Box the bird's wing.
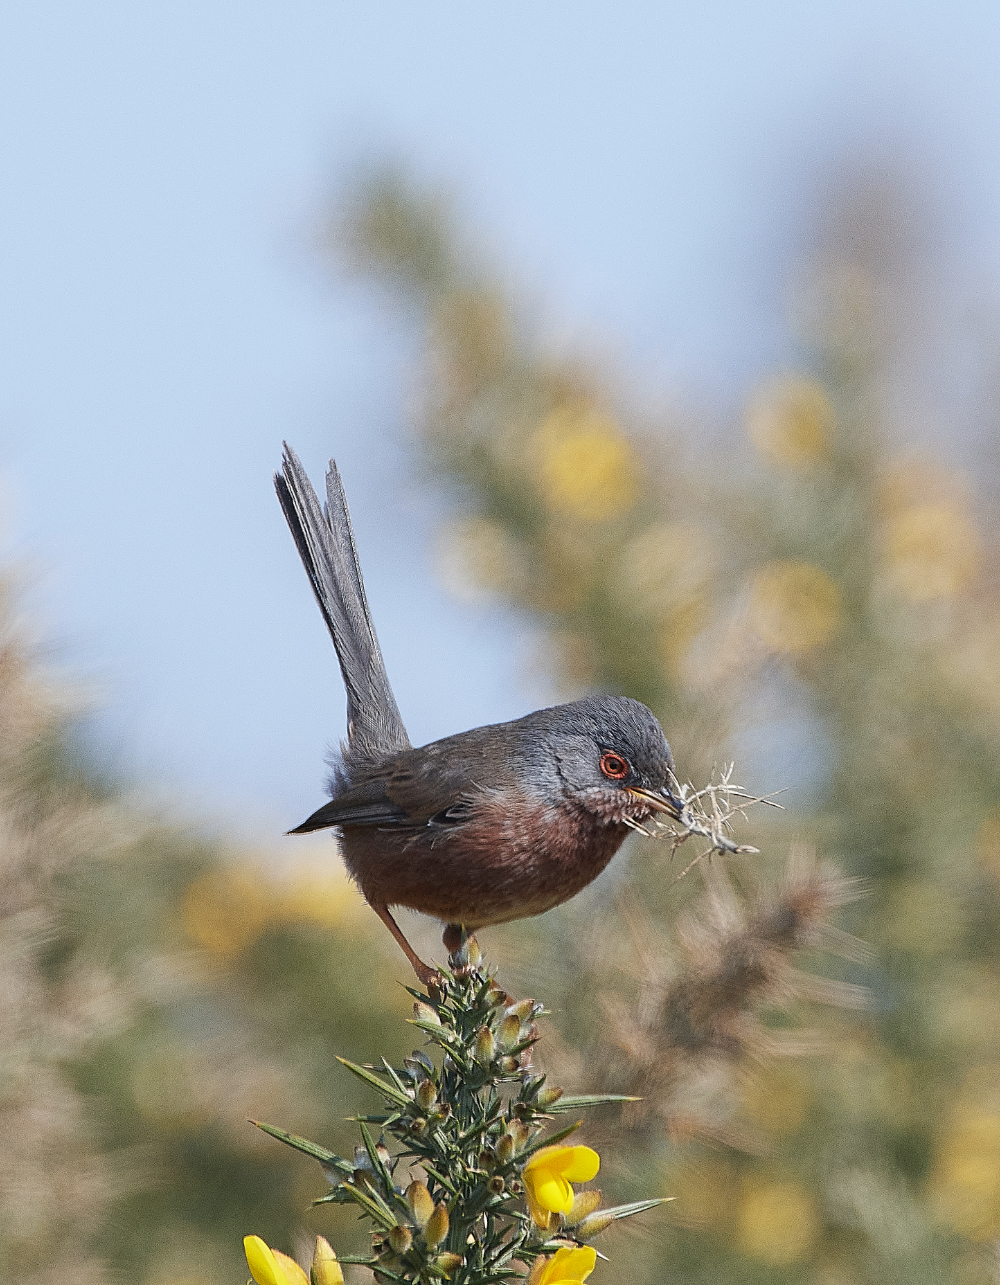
[275,445,411,763]
[288,793,414,834]
[289,755,486,835]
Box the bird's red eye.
[599,752,630,780]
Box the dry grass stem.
[648,764,785,879]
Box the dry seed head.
[659,849,868,1064]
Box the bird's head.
[526,695,682,825]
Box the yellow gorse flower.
[522,1144,600,1227]
[747,376,832,468]
[531,404,637,520]
[243,1235,310,1285]
[748,560,842,653]
[528,1244,598,1284]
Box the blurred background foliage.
[4,157,1000,1285]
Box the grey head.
[517,694,681,819]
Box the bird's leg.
[443,922,480,974]
[370,902,441,989]
[442,923,464,954]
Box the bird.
[275,444,682,985]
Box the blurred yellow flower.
[528,1245,597,1285]
[748,560,842,652]
[523,1144,601,1227]
[531,404,637,520]
[243,1235,309,1285]
[885,503,980,601]
[747,376,832,467]
[930,1105,1000,1239]
[736,1179,819,1264]
[183,860,361,956]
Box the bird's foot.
[414,960,445,998]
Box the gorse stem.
[249,936,666,1284]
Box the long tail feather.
[276,444,410,763]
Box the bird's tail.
[276,444,411,763]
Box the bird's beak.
[628,786,684,820]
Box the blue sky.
[1,2,999,837]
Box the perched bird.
[276,445,681,984]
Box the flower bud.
[507,1121,530,1152]
[487,982,509,1008]
[567,1190,602,1223]
[499,1055,520,1073]
[434,1252,464,1276]
[495,1133,515,1165]
[488,1175,506,1194]
[413,1001,441,1025]
[536,1085,564,1107]
[498,1014,522,1048]
[388,1225,413,1254]
[474,1026,496,1065]
[406,1180,434,1229]
[408,1116,427,1135]
[574,1210,616,1240]
[424,1201,450,1249]
[311,1235,345,1285]
[506,998,537,1021]
[416,1078,438,1111]
[450,932,481,969]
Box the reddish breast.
[339,788,629,928]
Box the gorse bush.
[4,158,1000,1285]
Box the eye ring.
[599,752,630,781]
